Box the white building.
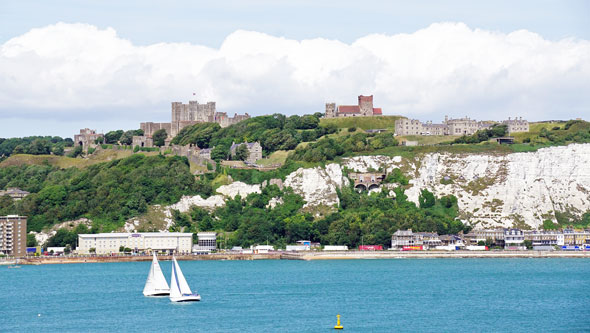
[196,232,217,251]
[77,232,193,255]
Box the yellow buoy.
[334,314,343,330]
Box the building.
[196,232,216,251]
[77,232,193,255]
[395,116,529,137]
[502,117,529,134]
[0,187,30,201]
[391,229,427,249]
[137,100,250,146]
[74,128,104,150]
[325,95,383,118]
[562,229,590,246]
[0,215,27,256]
[230,141,263,163]
[504,229,525,250]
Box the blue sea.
[1,259,589,332]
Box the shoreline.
[2,250,590,265]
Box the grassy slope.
[320,115,402,130]
[0,149,160,169]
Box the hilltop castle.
[137,100,250,145]
[325,95,383,118]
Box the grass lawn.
[320,115,402,130]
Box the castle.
[325,95,382,118]
[395,116,529,136]
[136,100,250,146]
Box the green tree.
[234,144,249,161]
[26,234,38,247]
[153,129,168,147]
[419,189,436,208]
[542,219,557,230]
[119,130,136,145]
[104,130,124,144]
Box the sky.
[1,0,589,138]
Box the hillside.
[320,115,402,130]
[2,116,590,250]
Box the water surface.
[1,259,588,332]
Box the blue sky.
[1,0,589,137]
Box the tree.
[104,130,124,144]
[542,219,557,230]
[234,144,249,161]
[119,130,135,145]
[95,137,104,144]
[419,189,436,209]
[52,144,65,156]
[153,129,168,147]
[27,234,38,247]
[89,247,96,253]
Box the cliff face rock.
[404,144,590,229]
[216,181,261,198]
[342,155,403,173]
[284,164,348,208]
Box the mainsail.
[170,256,193,297]
[143,253,170,296]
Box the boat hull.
[144,292,170,297]
[170,294,201,302]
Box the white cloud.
[1,21,589,126]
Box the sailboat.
[143,253,170,296]
[169,256,201,302]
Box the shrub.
[348,127,356,132]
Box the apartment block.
[0,215,27,256]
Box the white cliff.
[284,164,349,208]
[404,144,590,229]
[216,181,261,198]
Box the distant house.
[230,141,262,163]
[0,187,30,201]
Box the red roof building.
[325,95,383,118]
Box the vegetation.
[288,131,398,163]
[319,116,402,130]
[166,183,469,249]
[0,154,201,232]
[0,136,73,157]
[152,129,168,147]
[171,113,336,160]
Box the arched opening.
[368,184,380,191]
[78,141,83,146]
[355,184,367,192]
[141,142,144,147]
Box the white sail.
[169,256,200,302]
[173,257,192,295]
[143,253,170,296]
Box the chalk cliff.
[162,144,590,230]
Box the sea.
[1,258,589,332]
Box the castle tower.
[325,103,336,118]
[358,95,373,116]
[171,102,183,122]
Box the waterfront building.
[0,187,30,201]
[524,230,560,247]
[0,215,27,256]
[196,232,217,251]
[504,229,525,250]
[416,232,443,248]
[391,229,434,249]
[562,229,590,245]
[77,232,193,255]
